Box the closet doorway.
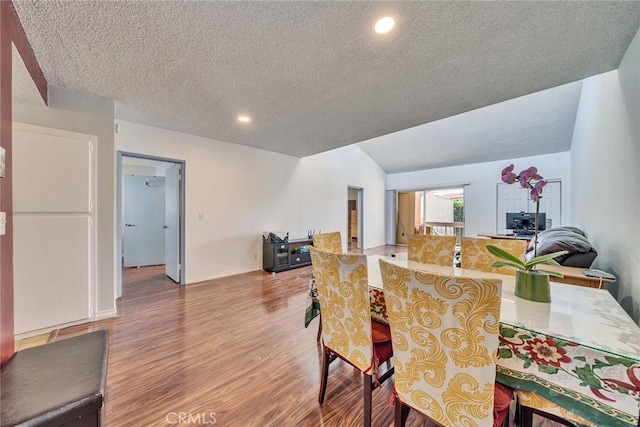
[347,187,363,251]
[116,153,186,298]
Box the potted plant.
[488,164,568,302]
[486,245,567,302]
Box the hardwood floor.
[53,245,556,427]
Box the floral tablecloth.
[497,324,640,427]
[304,273,320,327]
[304,273,640,426]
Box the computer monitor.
[506,211,546,233]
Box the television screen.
[506,212,546,233]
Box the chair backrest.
[309,247,373,373]
[460,237,527,275]
[407,234,456,266]
[380,259,502,427]
[312,231,343,254]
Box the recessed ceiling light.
[237,115,251,123]
[374,16,395,34]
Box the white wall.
[115,121,386,283]
[570,28,640,321]
[387,152,572,237]
[299,145,387,250]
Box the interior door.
[497,180,561,233]
[165,164,181,282]
[123,175,166,267]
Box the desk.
[543,264,615,289]
[306,256,640,426]
[478,232,533,241]
[395,250,614,289]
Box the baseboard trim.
[15,317,90,340]
[96,308,117,320]
[186,265,263,284]
[15,307,117,340]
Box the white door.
[123,175,166,267]
[165,164,181,282]
[535,181,561,230]
[12,124,96,334]
[497,184,531,233]
[496,180,562,233]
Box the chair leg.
[393,395,410,427]
[524,407,583,427]
[318,345,330,405]
[501,406,510,427]
[362,373,373,427]
[519,404,533,427]
[316,315,322,341]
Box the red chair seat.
[371,320,392,343]
[493,382,513,427]
[371,321,393,366]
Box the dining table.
[305,254,640,427]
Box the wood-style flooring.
[53,245,557,427]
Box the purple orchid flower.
[530,180,547,202]
[519,166,542,188]
[501,164,518,184]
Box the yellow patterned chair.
[309,247,394,427]
[407,234,456,266]
[310,231,343,340]
[517,390,595,427]
[312,231,343,254]
[379,259,513,427]
[457,238,591,426]
[460,237,527,275]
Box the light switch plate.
[0,212,5,235]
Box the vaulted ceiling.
[12,1,640,172]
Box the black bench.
[1,330,109,426]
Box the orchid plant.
[486,244,567,277]
[501,164,546,257]
[489,164,568,275]
[501,164,546,203]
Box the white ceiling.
[11,1,640,173]
[359,80,583,173]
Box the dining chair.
[379,259,513,427]
[460,237,527,275]
[516,390,595,427]
[407,234,456,266]
[309,247,394,427]
[312,231,343,254]
[310,231,343,340]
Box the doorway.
[116,152,186,298]
[347,187,363,251]
[396,187,465,245]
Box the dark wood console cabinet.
[263,238,312,273]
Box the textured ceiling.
[359,81,583,173]
[11,1,640,170]
[12,44,44,106]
